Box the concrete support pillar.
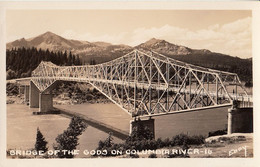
[29,81,40,108]
[39,93,53,112]
[24,85,29,104]
[227,108,234,135]
[228,100,237,135]
[130,118,155,139]
[18,85,21,96]
[228,100,253,134]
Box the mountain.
[9,38,30,48]
[135,38,251,82]
[7,32,215,64]
[7,32,133,64]
[7,31,97,53]
[135,38,212,55]
[136,38,192,55]
[6,32,252,82]
[6,31,242,64]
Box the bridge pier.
[29,81,56,113]
[39,93,53,112]
[228,101,253,135]
[130,118,155,139]
[29,81,40,108]
[24,85,29,104]
[38,81,58,113]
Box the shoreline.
[6,95,113,105]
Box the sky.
[6,10,251,58]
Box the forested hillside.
[136,38,252,85]
[6,47,81,79]
[163,53,252,84]
[6,46,252,87]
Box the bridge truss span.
[31,50,251,117]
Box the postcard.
[0,1,259,167]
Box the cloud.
[221,17,251,34]
[129,24,188,46]
[62,30,127,44]
[61,17,251,59]
[129,17,252,58]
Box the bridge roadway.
[8,76,253,103]
[9,76,252,103]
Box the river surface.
[55,103,229,138]
[7,104,124,158]
[7,103,231,158]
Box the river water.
[7,102,231,158]
[55,103,229,138]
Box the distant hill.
[135,38,212,55]
[136,38,193,55]
[135,38,252,82]
[6,31,252,82]
[7,31,133,64]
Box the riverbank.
[116,133,253,158]
[6,95,25,104]
[6,93,112,105]
[6,82,112,105]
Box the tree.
[6,83,19,96]
[72,55,76,65]
[68,51,73,65]
[104,132,113,148]
[6,47,82,80]
[148,153,157,158]
[75,55,81,65]
[245,79,253,87]
[67,116,87,136]
[55,130,79,158]
[126,119,154,142]
[55,116,87,158]
[90,59,96,65]
[95,132,115,157]
[6,69,16,79]
[124,119,154,151]
[35,127,48,153]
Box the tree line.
[6,47,81,79]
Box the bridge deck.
[9,76,253,103]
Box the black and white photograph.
[1,1,260,167]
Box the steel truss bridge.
[11,50,252,118]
